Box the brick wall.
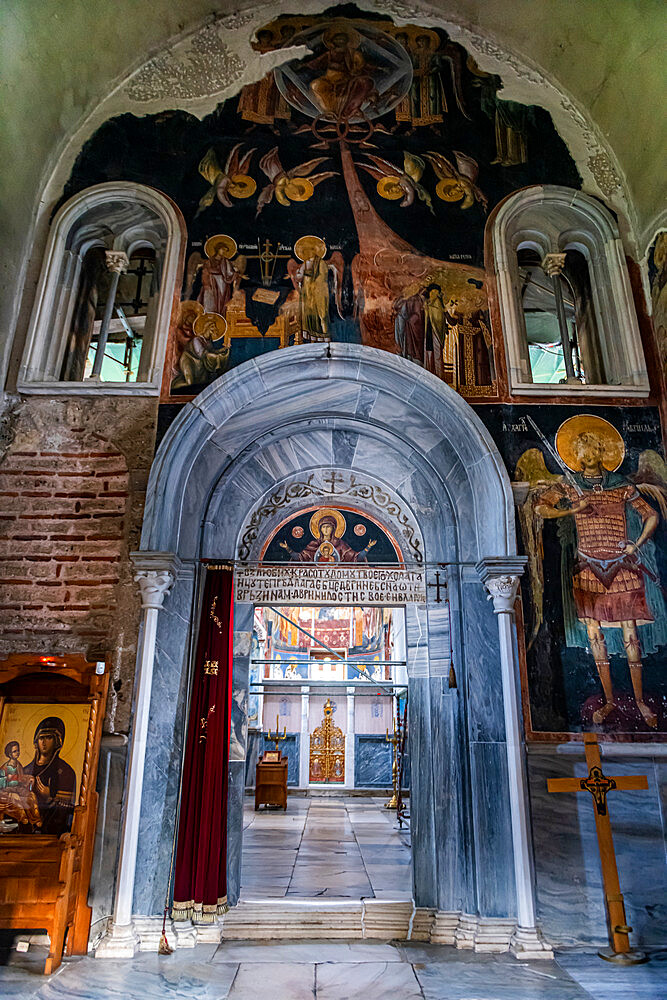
[0,396,158,731]
[0,435,128,649]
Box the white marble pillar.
[96,551,180,958]
[476,558,553,960]
[345,686,355,788]
[299,685,310,788]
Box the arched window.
[18,182,185,394]
[491,185,649,396]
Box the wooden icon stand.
[255,714,288,811]
[0,653,108,973]
[547,734,649,965]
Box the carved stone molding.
[126,22,244,103]
[236,468,423,564]
[130,552,182,609]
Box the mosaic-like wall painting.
[476,406,667,738]
[261,506,401,564]
[648,231,667,385]
[62,7,580,402]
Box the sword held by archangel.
[525,414,584,496]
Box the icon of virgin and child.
[279,508,376,563]
[0,716,77,835]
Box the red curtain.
[172,565,233,922]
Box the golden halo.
[653,232,667,269]
[377,177,404,201]
[322,22,361,50]
[309,507,347,540]
[178,300,204,326]
[285,177,314,202]
[228,174,257,199]
[193,311,228,340]
[204,234,237,259]
[555,414,625,473]
[294,235,327,262]
[436,178,465,202]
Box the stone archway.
[98,345,550,958]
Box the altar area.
[246,604,408,792]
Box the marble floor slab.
[241,795,412,900]
[2,941,665,999]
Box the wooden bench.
[0,832,86,974]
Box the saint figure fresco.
[280,508,377,563]
[517,415,667,731]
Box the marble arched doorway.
[99,344,550,958]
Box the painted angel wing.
[255,183,275,217]
[183,252,205,301]
[633,449,667,519]
[403,152,425,183]
[287,156,331,178]
[286,257,301,291]
[362,153,400,178]
[308,170,340,188]
[357,162,389,182]
[514,448,562,648]
[198,148,221,184]
[424,151,457,180]
[259,146,284,180]
[225,142,256,177]
[453,150,479,183]
[414,181,435,215]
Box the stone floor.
[1,941,665,999]
[241,795,412,899]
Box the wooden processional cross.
[547,734,649,963]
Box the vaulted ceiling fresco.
[61,8,580,402]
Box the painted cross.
[547,734,649,962]
[322,470,346,494]
[427,570,447,603]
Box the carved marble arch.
[18,182,186,395]
[231,470,421,566]
[490,184,649,397]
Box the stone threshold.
[107,903,552,960]
[244,787,410,798]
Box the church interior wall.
[0,2,665,957]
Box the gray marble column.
[96,551,180,958]
[476,557,553,959]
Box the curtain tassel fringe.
[158,907,174,955]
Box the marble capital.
[475,557,526,613]
[130,551,182,609]
[484,575,521,614]
[541,251,567,277]
[105,250,129,274]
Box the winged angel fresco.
[424,150,488,210]
[357,152,434,213]
[195,145,257,215]
[256,147,339,216]
[516,414,667,729]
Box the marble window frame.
[17,181,185,396]
[491,184,649,397]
